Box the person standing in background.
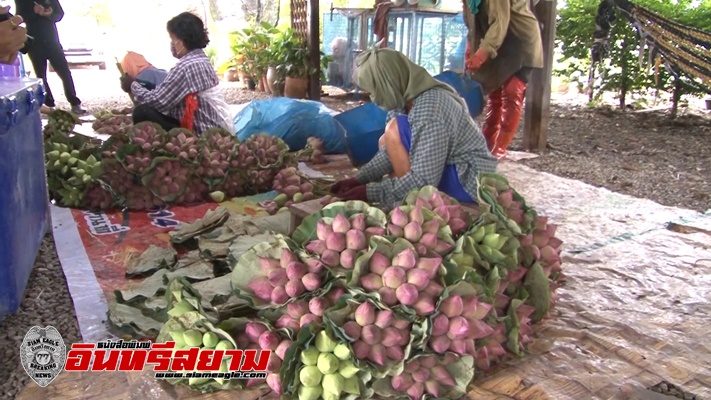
[15,0,86,114]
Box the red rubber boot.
[493,76,527,159]
[482,87,503,152]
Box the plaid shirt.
[131,50,221,134]
[356,88,497,209]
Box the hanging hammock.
[591,0,711,94]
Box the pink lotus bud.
[487,340,507,357]
[299,313,320,327]
[258,331,280,351]
[433,206,451,223]
[409,206,424,225]
[533,231,548,248]
[321,249,340,267]
[326,232,346,252]
[497,190,513,208]
[390,207,409,228]
[308,297,330,317]
[469,319,495,339]
[419,232,438,251]
[346,229,367,251]
[326,287,345,304]
[395,248,417,270]
[268,268,288,287]
[305,258,325,274]
[271,285,289,304]
[342,321,362,340]
[416,256,442,279]
[534,215,548,230]
[422,219,441,234]
[397,328,410,346]
[448,337,467,354]
[286,262,307,280]
[449,218,468,234]
[374,310,393,329]
[465,338,476,355]
[305,240,327,254]
[340,249,357,270]
[424,280,444,297]
[476,349,492,371]
[434,239,453,254]
[287,301,309,319]
[462,297,493,320]
[404,359,420,373]
[275,339,292,360]
[431,314,449,336]
[383,266,406,289]
[395,284,419,306]
[447,205,461,219]
[387,223,404,238]
[391,373,413,391]
[549,236,563,252]
[361,325,382,345]
[301,272,321,291]
[392,317,409,330]
[378,287,398,306]
[407,382,424,399]
[267,373,282,394]
[275,315,300,330]
[352,340,370,359]
[247,277,273,301]
[285,280,305,297]
[267,353,282,372]
[332,214,351,233]
[412,368,430,382]
[429,335,450,353]
[280,249,297,269]
[259,257,281,272]
[519,234,533,247]
[369,252,390,275]
[245,322,268,342]
[406,268,430,290]
[419,356,437,369]
[317,221,333,241]
[440,295,464,318]
[246,378,260,388]
[349,214,367,231]
[432,365,456,387]
[355,302,376,326]
[360,273,383,291]
[364,226,386,239]
[413,295,436,316]
[540,245,560,263]
[381,327,402,347]
[442,352,458,364]
[404,221,423,242]
[415,243,428,255]
[425,380,440,397]
[368,344,386,366]
[527,244,541,260]
[386,345,404,361]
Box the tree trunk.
[670,77,682,119]
[274,0,281,26]
[619,39,628,110]
[256,0,262,21]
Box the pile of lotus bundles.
[44,109,81,138]
[92,113,133,136]
[261,167,318,215]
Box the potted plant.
[266,28,299,96]
[231,22,278,92]
[276,32,316,99]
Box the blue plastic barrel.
[0,78,48,320]
[334,102,387,167]
[433,70,485,119]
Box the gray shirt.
[356,87,497,209]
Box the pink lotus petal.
[468,319,495,340]
[507,267,529,283]
[519,234,533,247]
[534,216,548,230]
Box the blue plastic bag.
[233,98,347,154]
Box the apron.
[395,115,474,203]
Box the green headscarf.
[468,0,482,15]
[354,47,460,111]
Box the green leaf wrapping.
[371,353,474,399]
[323,294,426,378]
[140,156,193,202]
[280,324,375,399]
[522,262,550,323]
[477,173,537,235]
[291,201,388,247]
[164,277,213,321]
[230,236,333,309]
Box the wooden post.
[307,0,321,100]
[522,0,557,153]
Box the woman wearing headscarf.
[330,48,497,209]
[465,0,543,159]
[120,51,168,89]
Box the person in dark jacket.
[15,0,85,114]
[465,0,543,159]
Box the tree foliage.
[555,0,711,109]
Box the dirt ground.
[0,69,709,399]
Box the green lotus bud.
[317,353,339,375]
[183,329,203,347]
[314,330,337,353]
[496,235,508,251]
[322,373,344,395]
[70,150,80,157]
[167,299,195,317]
[169,330,186,348]
[343,375,360,395]
[471,226,485,242]
[482,233,501,249]
[209,191,226,202]
[215,340,234,351]
[484,223,497,234]
[215,360,229,385]
[299,365,323,387]
[59,152,71,162]
[338,359,359,379]
[322,391,339,400]
[202,332,219,348]
[188,371,211,386]
[298,385,322,400]
[48,150,60,160]
[333,343,351,361]
[300,347,320,366]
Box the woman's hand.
[41,7,53,17]
[340,185,367,202]
[330,178,360,195]
[465,48,489,72]
[33,3,45,14]
[0,14,27,65]
[120,74,135,93]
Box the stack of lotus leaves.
[154,176,565,399]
